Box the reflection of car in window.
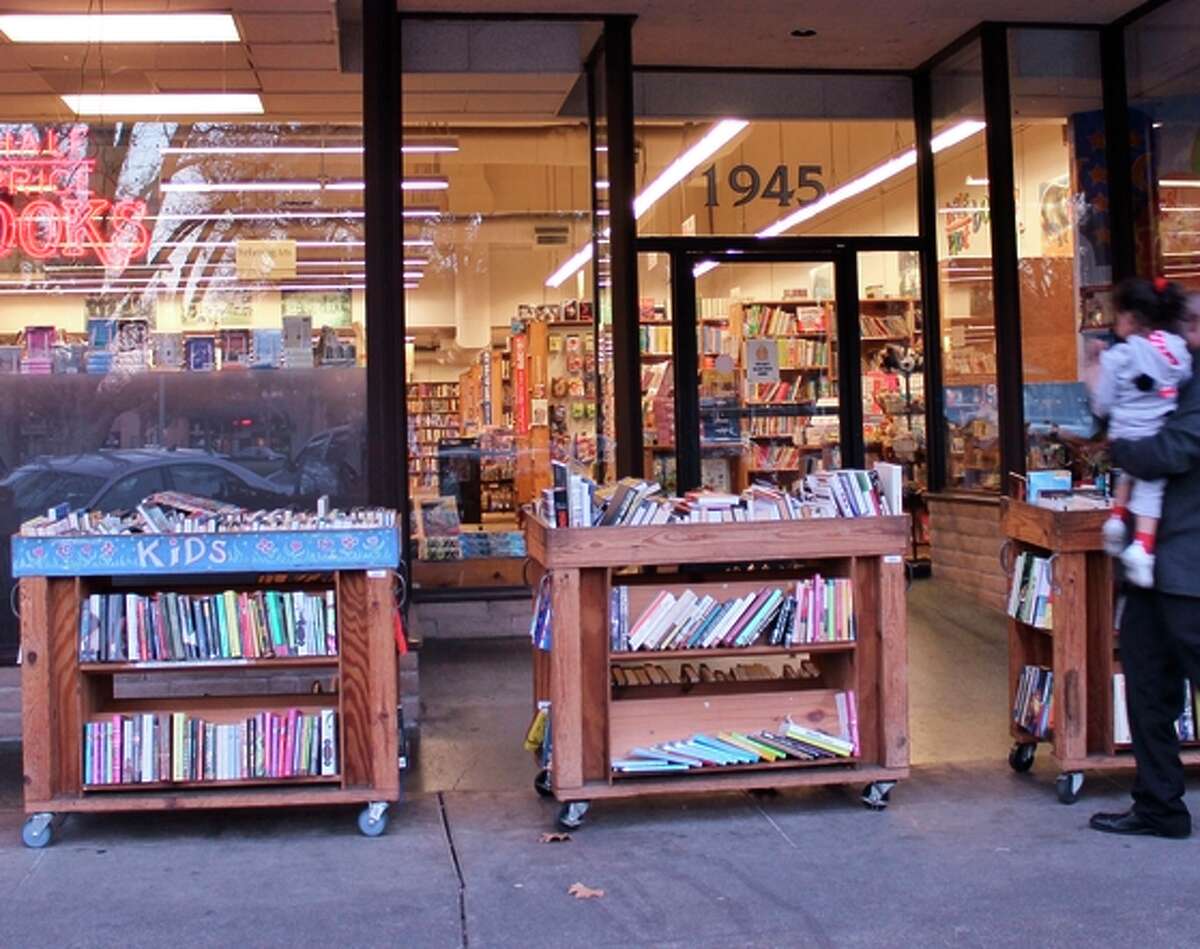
[0,448,298,661]
[268,425,364,504]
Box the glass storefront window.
[0,116,367,661]
[401,19,599,575]
[1008,29,1108,483]
[1126,0,1200,291]
[633,73,917,238]
[931,41,998,491]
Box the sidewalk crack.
[437,792,469,949]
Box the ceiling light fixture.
[403,138,460,154]
[160,181,322,194]
[160,145,362,156]
[1160,179,1200,188]
[403,207,441,219]
[966,175,990,186]
[62,93,264,116]
[546,119,749,288]
[403,271,424,280]
[0,13,240,44]
[404,282,420,290]
[757,120,985,238]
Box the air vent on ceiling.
[534,225,569,246]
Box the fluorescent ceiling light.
[63,93,263,116]
[596,180,611,190]
[403,271,425,280]
[403,207,440,219]
[0,13,240,44]
[405,239,434,247]
[966,175,989,186]
[153,211,364,222]
[161,145,362,156]
[404,258,429,266]
[1160,179,1200,188]
[161,181,321,193]
[634,119,748,219]
[404,283,420,290]
[545,244,594,290]
[325,182,365,192]
[757,120,985,238]
[402,178,448,191]
[545,119,748,287]
[693,260,720,278]
[403,138,459,154]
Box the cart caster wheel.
[534,768,553,798]
[1009,742,1036,773]
[22,813,53,849]
[357,802,390,837]
[861,781,896,810]
[1055,772,1084,805]
[557,801,590,830]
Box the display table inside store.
[525,514,910,828]
[1001,498,1200,804]
[15,528,401,847]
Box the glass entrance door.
[691,258,842,493]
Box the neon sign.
[0,124,150,268]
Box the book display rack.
[15,528,401,847]
[526,513,909,829]
[1001,499,1200,803]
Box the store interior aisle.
[409,576,1013,794]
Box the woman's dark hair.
[1115,277,1187,331]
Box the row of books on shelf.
[860,314,911,338]
[699,297,731,320]
[762,338,830,368]
[611,699,858,773]
[741,305,826,337]
[609,577,856,653]
[611,658,821,687]
[749,378,830,404]
[1006,552,1053,630]
[418,531,527,561]
[78,590,337,663]
[700,325,737,356]
[640,325,673,356]
[1112,673,1200,745]
[407,399,459,414]
[539,464,902,529]
[1013,665,1053,739]
[409,413,460,428]
[83,709,338,786]
[21,491,396,537]
[751,444,810,471]
[748,417,806,438]
[407,383,459,398]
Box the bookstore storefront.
[3,4,1200,663]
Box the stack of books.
[79,590,337,663]
[1013,665,1053,738]
[1112,673,1198,745]
[19,491,397,537]
[83,708,338,785]
[611,658,820,687]
[612,698,858,774]
[1006,552,1053,630]
[609,576,855,652]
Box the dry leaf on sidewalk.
[568,882,605,899]
[539,831,572,843]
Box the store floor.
[2,579,1199,947]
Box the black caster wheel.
[557,801,590,830]
[21,813,53,849]
[1055,772,1084,805]
[1009,742,1036,773]
[534,768,553,798]
[358,802,390,837]
[861,781,896,810]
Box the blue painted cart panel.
[11,529,400,577]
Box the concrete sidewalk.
[1,738,1196,949]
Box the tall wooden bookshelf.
[1001,499,1200,803]
[15,528,401,846]
[526,515,909,828]
[407,382,460,492]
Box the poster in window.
[281,289,351,328]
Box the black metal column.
[834,248,865,469]
[1102,23,1136,284]
[603,16,643,478]
[913,69,946,493]
[670,252,701,491]
[981,24,1025,493]
[363,0,409,566]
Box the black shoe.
[1089,810,1191,839]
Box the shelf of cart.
[79,656,339,674]
[611,755,861,780]
[610,642,855,661]
[82,774,342,793]
[103,695,337,717]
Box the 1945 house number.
[702,163,826,207]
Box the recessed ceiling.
[398,0,1145,70]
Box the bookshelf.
[526,515,909,828]
[16,529,401,846]
[407,382,461,491]
[1000,499,1200,804]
